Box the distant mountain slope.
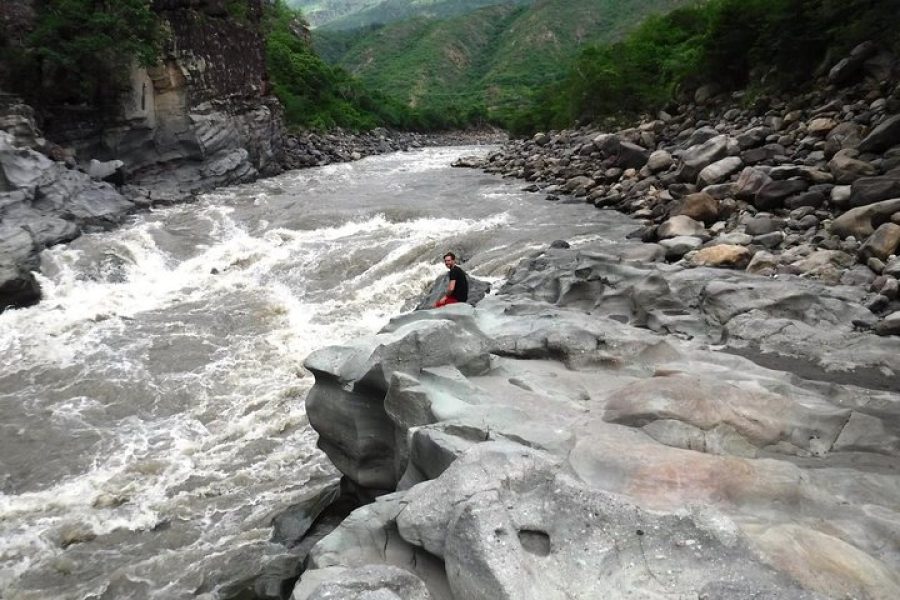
[318,0,691,122]
[288,0,532,29]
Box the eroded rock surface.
[296,239,900,600]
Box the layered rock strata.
[294,237,900,599]
[457,41,900,335]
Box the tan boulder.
[688,244,751,268]
[831,198,900,239]
[676,192,719,225]
[859,222,900,262]
[807,117,838,135]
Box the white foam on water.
[0,147,550,599]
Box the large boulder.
[676,192,720,225]
[414,271,491,310]
[0,131,52,190]
[395,443,820,600]
[849,174,900,208]
[755,178,809,210]
[0,222,40,310]
[303,313,491,490]
[828,149,876,184]
[688,244,752,269]
[858,114,900,154]
[658,215,706,239]
[734,166,773,200]
[698,156,743,187]
[831,198,900,239]
[828,41,878,85]
[859,223,900,262]
[677,135,731,182]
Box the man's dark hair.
[443,252,456,260]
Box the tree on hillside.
[14,0,161,107]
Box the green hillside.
[316,0,691,125]
[290,0,533,30]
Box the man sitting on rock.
[435,252,469,308]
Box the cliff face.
[1,0,284,197]
[46,0,284,197]
[0,0,286,310]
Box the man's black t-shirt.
[448,265,469,302]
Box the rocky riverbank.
[278,41,900,600]
[456,41,900,337]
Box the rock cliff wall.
[0,0,286,310]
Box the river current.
[0,147,637,599]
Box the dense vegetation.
[265,0,475,130]
[316,0,689,129]
[512,0,900,134]
[289,0,531,30]
[2,0,160,107]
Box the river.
[0,147,637,599]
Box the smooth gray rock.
[678,135,730,182]
[301,493,451,600]
[660,236,703,260]
[698,156,743,187]
[0,131,52,190]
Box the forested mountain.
[315,0,689,125]
[287,0,531,29]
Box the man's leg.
[435,297,460,308]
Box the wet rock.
[414,272,491,311]
[297,565,433,600]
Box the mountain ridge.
[315,0,690,124]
